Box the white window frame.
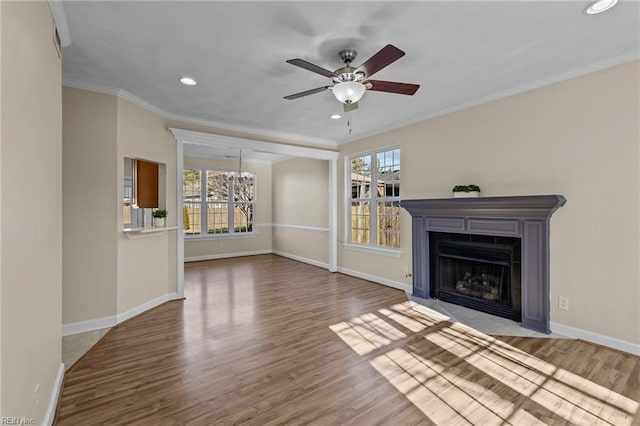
[344,146,401,256]
[183,168,257,239]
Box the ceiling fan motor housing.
[335,49,366,84]
[338,48,358,65]
[332,67,365,84]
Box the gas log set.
[455,272,502,301]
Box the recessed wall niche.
[124,157,166,229]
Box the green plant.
[452,184,481,193]
[152,208,168,218]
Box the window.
[183,169,255,237]
[348,147,400,249]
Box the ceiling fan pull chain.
[347,111,353,134]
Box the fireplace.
[430,232,521,321]
[401,195,566,333]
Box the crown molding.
[62,77,119,96]
[116,86,169,118]
[48,0,71,47]
[337,52,640,145]
[61,76,337,148]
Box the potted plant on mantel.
[452,184,481,198]
[152,209,168,228]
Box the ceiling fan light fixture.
[585,0,618,14]
[332,81,366,104]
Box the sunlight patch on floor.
[379,301,447,332]
[370,347,544,425]
[329,302,639,425]
[329,311,408,356]
[426,323,639,425]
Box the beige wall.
[339,61,640,345]
[63,88,118,323]
[272,227,329,265]
[116,98,178,313]
[1,1,62,421]
[272,158,329,264]
[183,156,272,259]
[62,89,178,323]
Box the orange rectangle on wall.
[135,159,158,208]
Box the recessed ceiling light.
[585,0,618,14]
[330,114,342,120]
[179,76,197,86]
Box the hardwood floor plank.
[56,255,640,425]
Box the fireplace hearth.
[401,195,566,333]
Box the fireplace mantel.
[400,195,566,333]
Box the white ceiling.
[183,142,291,163]
[61,1,639,148]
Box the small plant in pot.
[452,185,481,198]
[152,208,168,228]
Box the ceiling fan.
[284,44,420,112]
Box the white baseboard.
[62,293,181,336]
[116,292,180,324]
[272,250,329,269]
[185,249,272,262]
[62,315,117,337]
[337,267,412,293]
[551,321,640,356]
[44,362,65,426]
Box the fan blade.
[355,44,405,78]
[286,59,337,78]
[284,86,331,100]
[343,102,358,112]
[366,80,420,95]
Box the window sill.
[185,232,257,241]
[342,243,401,258]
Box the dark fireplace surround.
[401,195,566,334]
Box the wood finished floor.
[56,255,640,425]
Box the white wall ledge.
[123,226,178,239]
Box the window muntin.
[348,148,400,249]
[183,169,255,237]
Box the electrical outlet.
[403,267,412,279]
[558,296,569,310]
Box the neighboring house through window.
[348,147,400,249]
[183,169,255,237]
